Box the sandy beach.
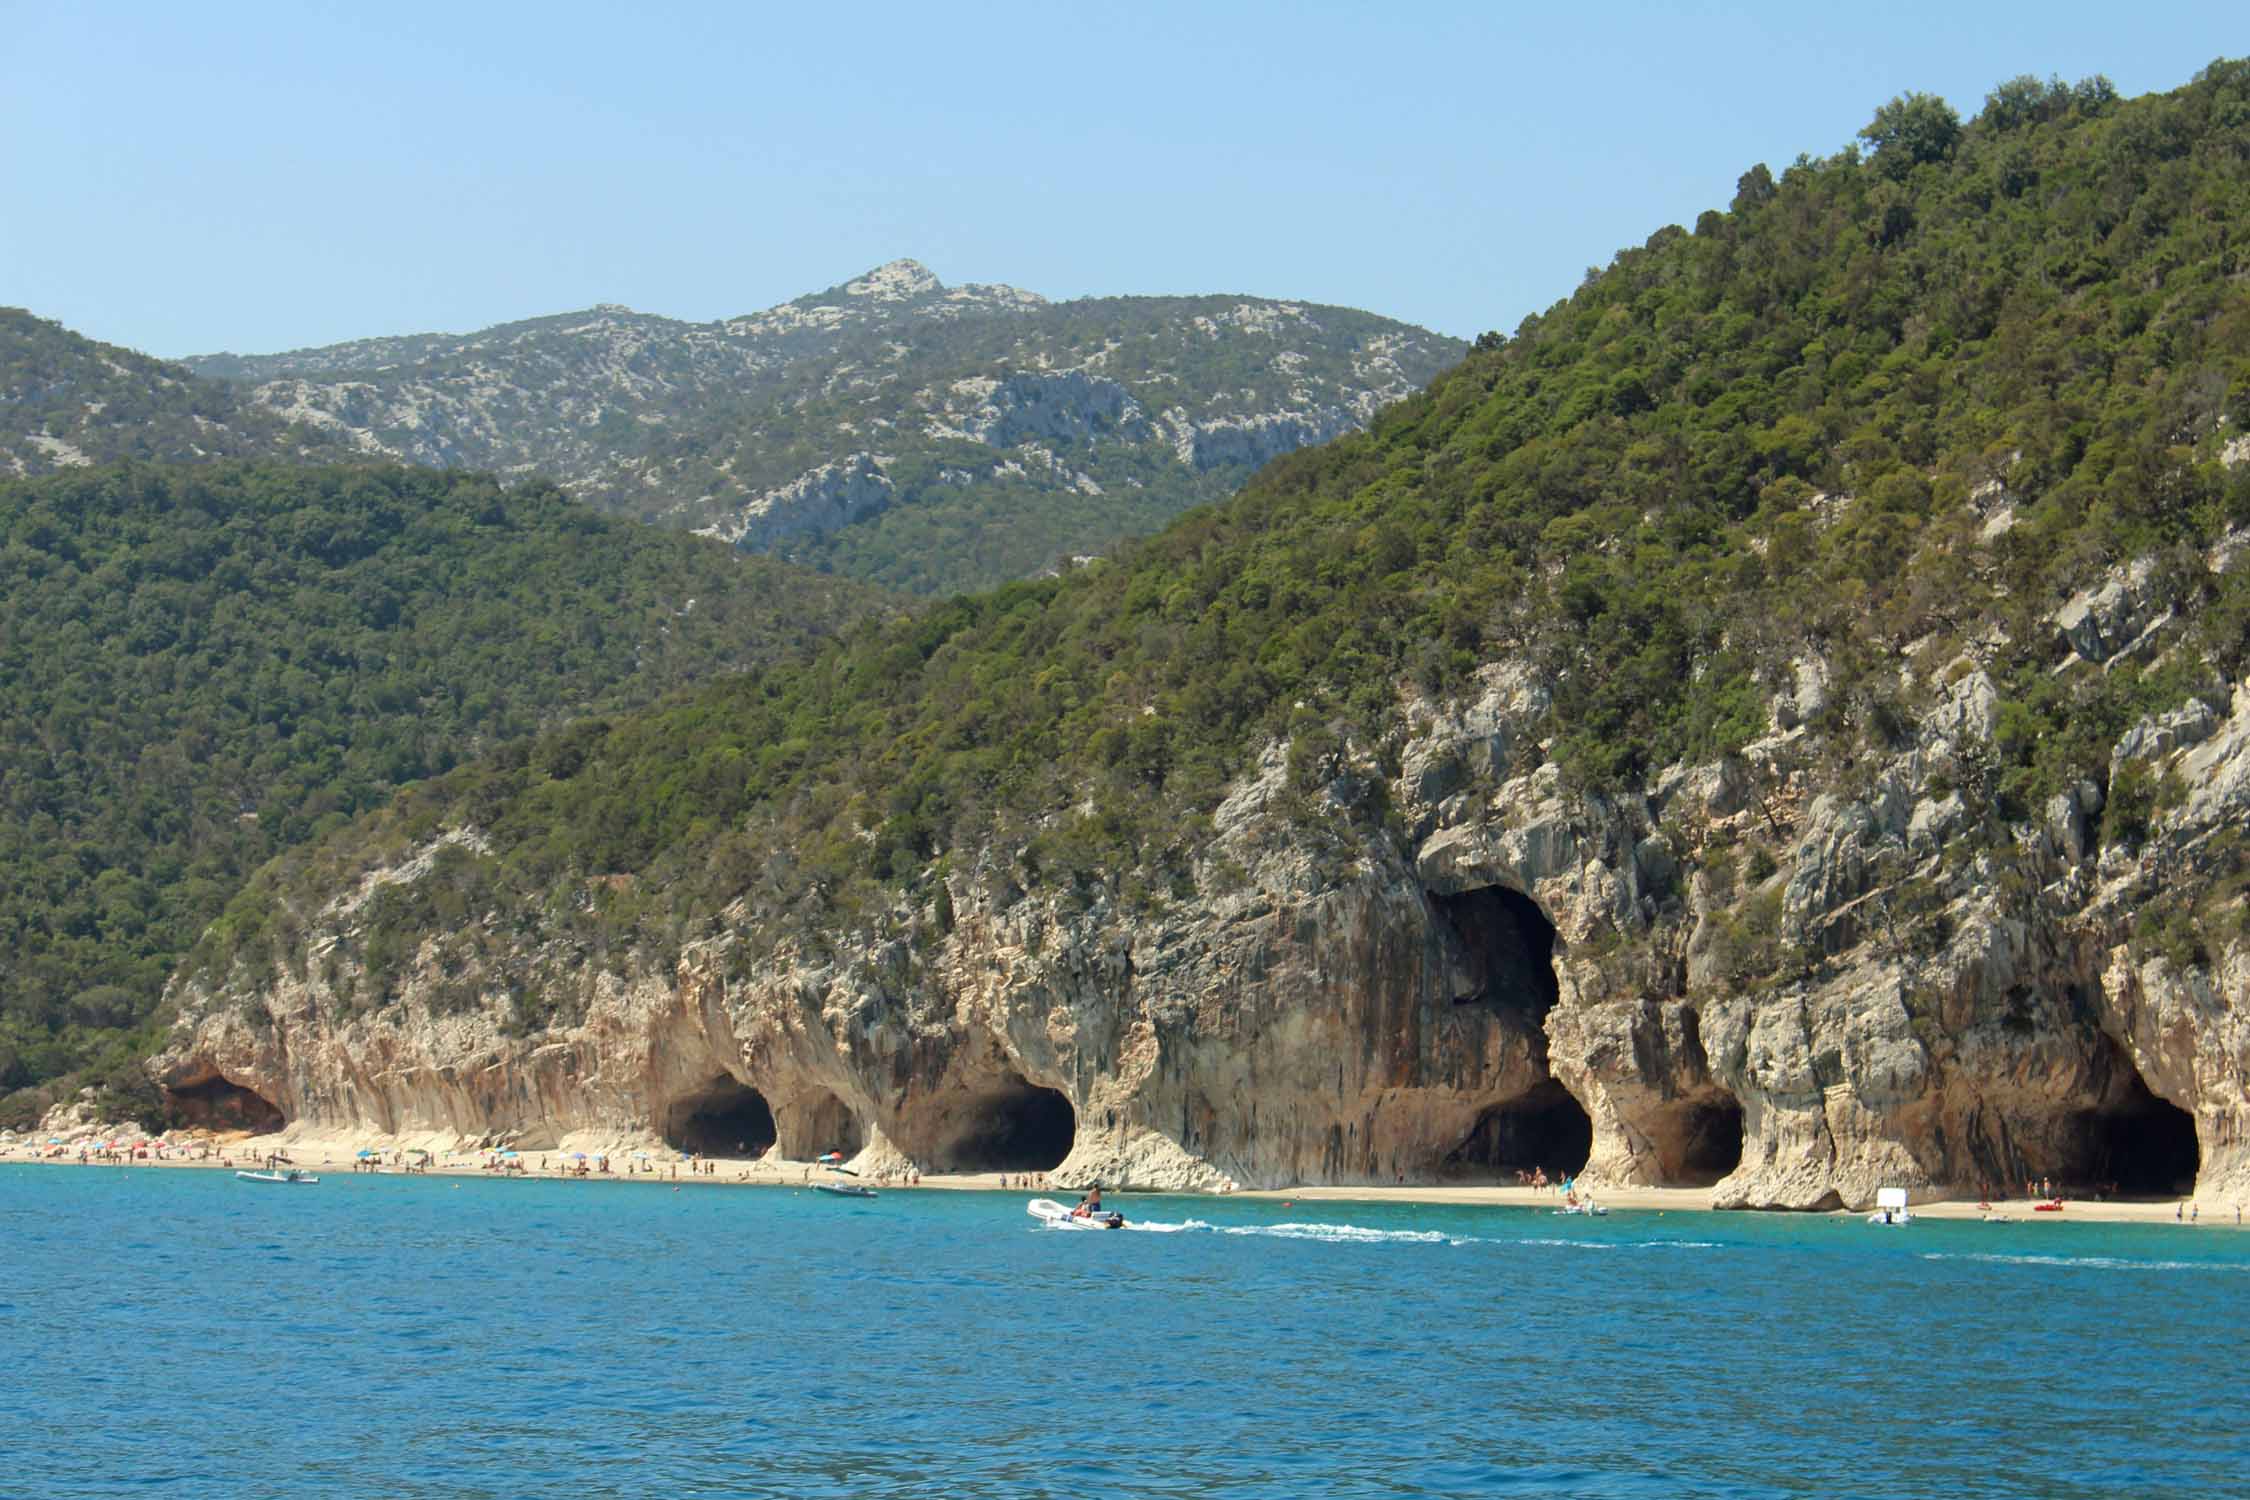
[6,1129,2242,1227]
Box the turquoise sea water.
[2,1166,2242,1498]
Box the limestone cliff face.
[155,541,2250,1207]
[155,750,1550,1190]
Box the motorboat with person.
[235,1167,318,1185]
[1028,1185,1126,1230]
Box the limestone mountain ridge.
[182,261,1466,594]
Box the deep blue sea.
[2,1166,2243,1498]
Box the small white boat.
[1554,1200,1608,1217]
[1028,1197,1125,1230]
[235,1168,319,1185]
[1867,1186,1913,1225]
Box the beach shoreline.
[5,1132,2240,1225]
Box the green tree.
[1860,92,1962,178]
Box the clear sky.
[2,1,2237,357]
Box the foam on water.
[1921,1251,2248,1273]
[1221,1220,1456,1244]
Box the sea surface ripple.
[2,1166,2240,1497]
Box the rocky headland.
[149,66,2250,1210]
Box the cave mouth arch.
[778,1088,864,1161]
[1446,1080,1592,1179]
[935,1075,1076,1174]
[164,1074,284,1133]
[1643,1092,1744,1186]
[2067,1064,2199,1198]
[1433,885,1560,1023]
[664,1076,776,1157]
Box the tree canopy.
[0,462,885,1123]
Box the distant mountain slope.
[0,462,886,1122]
[185,262,1465,593]
[2,309,340,475]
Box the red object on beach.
[2033,1200,2064,1212]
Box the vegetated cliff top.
[199,59,2250,1008]
[1,309,343,477]
[180,260,1467,595]
[0,461,891,1123]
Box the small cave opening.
[778,1088,865,1160]
[936,1075,1076,1174]
[1643,1093,1745,1187]
[2065,1065,2200,1198]
[1445,1080,1592,1179]
[663,1075,776,1157]
[1433,885,1560,1024]
[164,1075,284,1133]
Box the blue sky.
[1,1,2237,356]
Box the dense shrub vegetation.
[2,309,340,476]
[197,60,2250,1056]
[0,463,884,1121]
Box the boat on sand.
[1867,1187,1913,1225]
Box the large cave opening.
[934,1075,1077,1173]
[1433,885,1560,1023]
[1446,1081,1592,1178]
[164,1075,284,1133]
[663,1075,776,1157]
[1641,1092,1745,1186]
[2066,1061,2200,1197]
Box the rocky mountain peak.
[842,259,944,300]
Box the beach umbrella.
[817,1151,844,1164]
[498,1150,519,1159]
[355,1149,377,1159]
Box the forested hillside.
[202,61,2250,987]
[0,463,885,1123]
[2,310,341,476]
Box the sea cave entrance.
[1446,1080,1592,1179]
[2065,1052,2199,1197]
[1433,885,1561,1023]
[933,1074,1076,1174]
[663,1075,776,1157]
[164,1074,284,1133]
[1640,1092,1744,1186]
